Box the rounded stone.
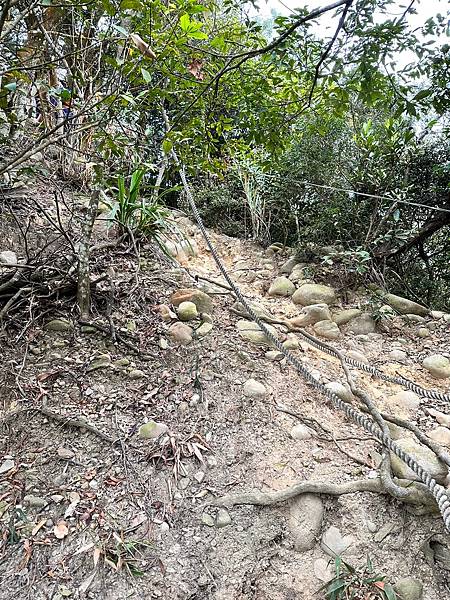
[170,288,213,314]
[267,276,296,297]
[288,304,331,328]
[168,322,193,345]
[216,509,232,528]
[290,424,313,441]
[422,354,450,379]
[45,319,73,332]
[325,381,353,402]
[332,308,362,326]
[195,322,213,337]
[177,301,198,321]
[138,421,168,440]
[280,257,300,275]
[292,283,336,306]
[128,369,145,380]
[390,438,448,483]
[289,494,324,552]
[0,250,17,265]
[388,349,408,363]
[243,379,266,399]
[393,578,423,600]
[417,327,430,338]
[427,426,450,447]
[347,314,376,335]
[282,334,299,350]
[384,293,428,316]
[236,319,278,347]
[313,320,340,340]
[388,391,420,418]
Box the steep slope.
[0,205,449,600]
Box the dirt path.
[0,210,449,599]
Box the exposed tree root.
[212,476,437,510]
[212,479,384,507]
[0,406,117,444]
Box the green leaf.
[112,24,129,36]
[121,0,143,9]
[414,89,432,100]
[141,68,152,83]
[383,583,397,600]
[325,578,346,597]
[162,139,173,154]
[188,30,207,40]
[4,82,17,92]
[179,14,191,31]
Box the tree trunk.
[77,191,99,319]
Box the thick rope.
[170,154,450,532]
[288,329,450,404]
[231,303,450,404]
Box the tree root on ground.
[0,406,117,444]
[212,479,383,507]
[211,476,438,511]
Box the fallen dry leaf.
[78,571,96,593]
[32,519,47,537]
[54,520,69,539]
[93,547,101,567]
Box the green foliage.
[108,169,177,246]
[320,556,397,600]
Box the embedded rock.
[289,494,324,552]
[170,288,213,314]
[325,381,354,402]
[332,308,362,326]
[128,369,145,380]
[288,304,331,328]
[428,427,450,448]
[280,256,300,275]
[393,578,423,600]
[384,293,428,316]
[195,322,213,337]
[388,391,420,418]
[417,327,430,338]
[426,408,450,428]
[236,319,278,347]
[292,283,336,306]
[321,526,354,557]
[177,301,198,321]
[313,320,340,340]
[347,350,369,364]
[347,313,376,335]
[45,319,73,332]
[158,304,176,322]
[168,322,193,345]
[289,264,307,284]
[390,438,448,483]
[0,250,17,265]
[291,424,313,441]
[243,379,266,399]
[267,276,296,297]
[283,334,299,350]
[87,354,111,372]
[422,354,450,379]
[265,350,284,361]
[216,509,232,528]
[139,421,168,440]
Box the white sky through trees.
[253,0,449,72]
[259,0,448,26]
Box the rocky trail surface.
[1,206,450,600]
